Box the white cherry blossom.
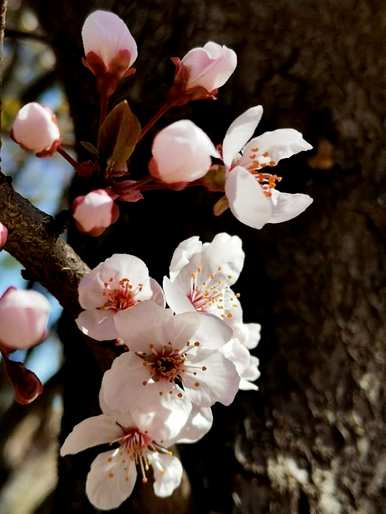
[150,120,218,184]
[181,42,237,92]
[60,402,184,510]
[101,302,239,432]
[0,223,8,249]
[72,189,119,237]
[163,233,244,325]
[12,102,60,155]
[76,254,164,341]
[222,106,313,229]
[82,10,137,72]
[221,339,260,391]
[0,288,51,350]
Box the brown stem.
[57,145,79,168]
[138,101,174,141]
[99,91,109,127]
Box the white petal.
[193,312,232,350]
[60,415,122,456]
[232,322,261,349]
[174,407,213,444]
[76,309,117,341]
[166,312,202,349]
[114,301,172,345]
[150,278,166,307]
[269,190,313,223]
[221,339,250,374]
[86,449,137,510]
[225,166,272,229]
[82,10,137,68]
[163,276,196,314]
[150,453,183,498]
[169,236,202,279]
[240,128,313,168]
[184,350,240,406]
[202,232,245,285]
[222,106,263,168]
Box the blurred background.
[1,1,386,514]
[1,4,70,512]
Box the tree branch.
[0,172,89,317]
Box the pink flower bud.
[82,10,137,90]
[0,223,8,249]
[11,102,60,155]
[72,189,120,237]
[181,42,237,92]
[0,288,51,350]
[150,120,219,184]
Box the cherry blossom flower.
[11,102,60,156]
[163,233,244,325]
[150,120,219,184]
[76,254,164,341]
[72,189,120,237]
[0,223,8,249]
[221,105,313,229]
[0,288,50,350]
[221,339,260,391]
[101,302,239,432]
[180,42,237,93]
[60,402,184,510]
[82,10,137,96]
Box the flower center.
[116,424,171,483]
[137,344,185,382]
[101,278,143,312]
[246,148,282,197]
[187,267,236,320]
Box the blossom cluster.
[11,10,313,236]
[5,8,316,510]
[62,232,260,509]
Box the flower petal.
[222,106,263,168]
[86,449,137,510]
[232,322,261,349]
[240,128,313,168]
[60,415,122,456]
[150,453,183,498]
[76,309,117,341]
[184,349,240,406]
[163,276,195,314]
[174,406,213,444]
[169,236,202,280]
[114,301,173,346]
[225,166,272,229]
[269,190,313,224]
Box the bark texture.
[24,0,386,513]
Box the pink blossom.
[150,120,218,184]
[61,399,185,510]
[82,10,137,94]
[0,223,8,249]
[221,105,313,229]
[72,189,120,237]
[101,302,239,432]
[11,102,60,155]
[76,254,164,341]
[180,42,237,93]
[0,288,51,350]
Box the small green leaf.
[98,100,141,173]
[80,141,99,157]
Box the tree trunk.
[28,0,386,512]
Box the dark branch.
[0,171,89,317]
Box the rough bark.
[21,0,386,513]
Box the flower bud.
[82,10,137,95]
[150,120,218,184]
[0,223,8,249]
[181,42,237,92]
[11,102,60,155]
[72,189,120,237]
[0,288,51,350]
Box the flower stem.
[57,146,79,168]
[138,102,174,141]
[99,91,109,127]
